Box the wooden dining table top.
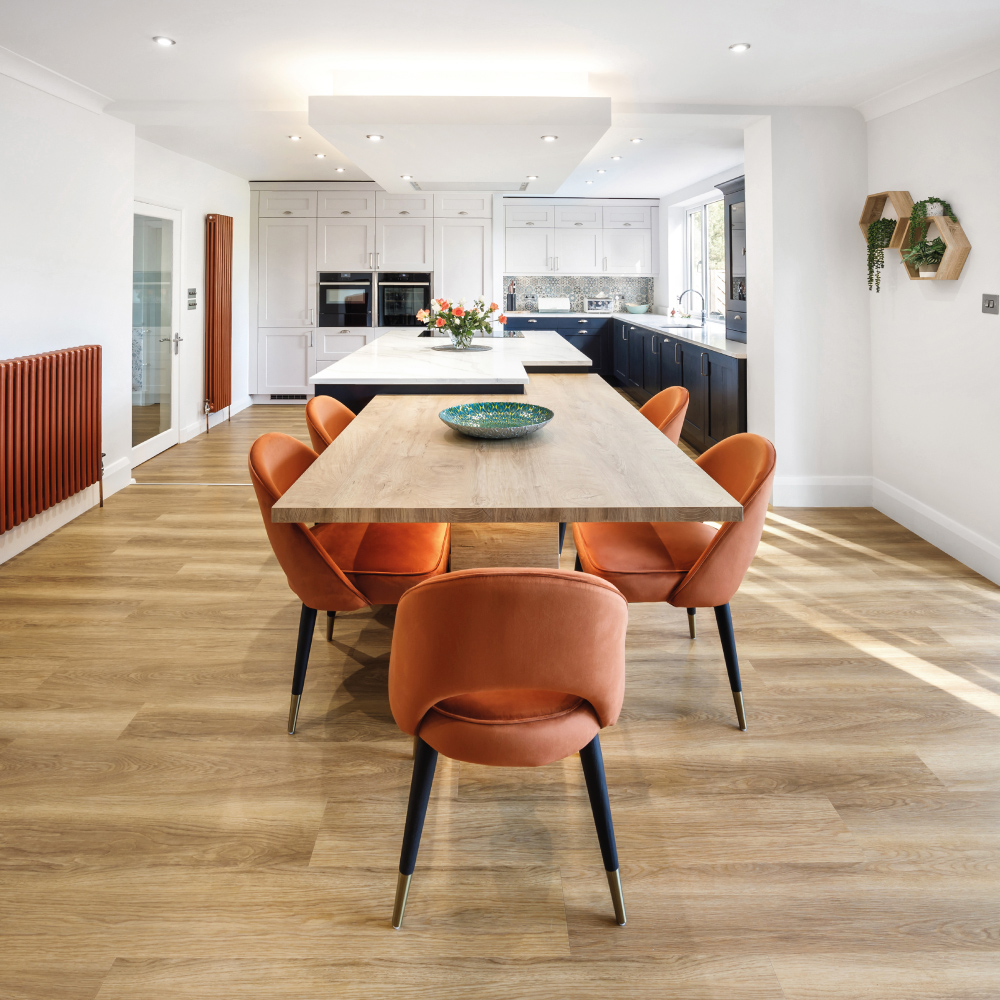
[271,374,744,525]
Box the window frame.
[684,195,725,322]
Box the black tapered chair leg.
[714,603,747,731]
[392,736,439,929]
[325,610,336,642]
[558,521,567,554]
[686,607,697,639]
[579,735,626,925]
[287,604,317,735]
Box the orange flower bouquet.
[416,298,507,349]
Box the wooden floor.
[2,405,999,999]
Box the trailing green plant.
[908,196,956,247]
[866,217,897,292]
[901,236,946,269]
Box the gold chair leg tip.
[392,872,412,929]
[733,691,747,731]
[606,868,627,926]
[287,692,302,735]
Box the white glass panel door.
[132,204,181,467]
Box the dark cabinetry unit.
[613,319,628,383]
[626,324,648,390]
[716,175,746,344]
[504,315,612,379]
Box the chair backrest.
[639,386,689,445]
[305,395,355,454]
[248,432,368,612]
[669,432,777,609]
[389,568,628,737]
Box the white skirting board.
[771,475,873,508]
[0,456,131,566]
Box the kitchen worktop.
[311,329,591,386]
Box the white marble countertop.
[311,330,591,386]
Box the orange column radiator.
[0,345,102,534]
[205,213,233,421]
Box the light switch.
[187,287,198,310]
[983,293,998,315]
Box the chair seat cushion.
[573,520,717,604]
[311,521,450,605]
[435,689,583,724]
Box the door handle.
[622,327,627,341]
[369,252,374,268]
[652,336,659,354]
[674,342,681,364]
[376,252,381,268]
[700,352,708,377]
[308,308,314,325]
[603,256,608,271]
[309,331,314,348]
[172,333,183,355]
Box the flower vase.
[449,330,474,349]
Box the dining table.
[272,373,743,570]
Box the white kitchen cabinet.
[433,193,492,219]
[554,205,602,228]
[434,218,492,302]
[603,206,651,229]
[259,190,317,218]
[603,228,653,273]
[257,218,317,327]
[553,228,603,273]
[316,328,370,364]
[318,191,376,217]
[376,192,433,218]
[375,218,433,271]
[505,204,555,228]
[505,227,553,273]
[317,218,376,270]
[257,328,314,394]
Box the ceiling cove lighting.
[540,134,558,142]
[366,134,383,141]
[152,36,176,46]
[729,42,751,52]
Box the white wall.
[745,108,872,507]
[134,139,251,438]
[0,72,134,564]
[868,69,1000,584]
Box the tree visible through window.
[686,198,725,322]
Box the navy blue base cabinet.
[504,316,613,381]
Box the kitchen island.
[311,329,591,413]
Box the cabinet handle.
[674,343,681,364]
[309,331,314,348]
[369,252,374,269]
[340,329,349,334]
[400,211,409,215]
[341,210,351,215]
[578,318,588,324]
[700,352,708,377]
[652,336,660,355]
[624,222,631,227]
[283,210,292,215]
[603,256,607,271]
[528,318,538,323]
[734,314,742,321]
[526,221,535,226]
[376,252,381,268]
[458,211,468,215]
[574,222,583,226]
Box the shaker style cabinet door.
[258,190,318,218]
[505,227,552,272]
[375,218,433,270]
[257,218,317,327]
[433,193,492,218]
[375,192,433,218]
[317,218,376,270]
[602,206,651,229]
[603,229,653,274]
[554,205,602,228]
[317,191,376,217]
[257,329,314,394]
[504,204,555,228]
[434,218,492,302]
[553,228,603,274]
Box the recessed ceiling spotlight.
[596,169,606,174]
[540,135,558,142]
[729,42,751,52]
[366,134,383,141]
[611,155,622,160]
[314,153,326,159]
[288,135,301,141]
[152,36,176,46]
[526,174,538,180]
[585,180,594,185]
[335,167,345,172]
[630,137,643,144]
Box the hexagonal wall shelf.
[858,190,913,249]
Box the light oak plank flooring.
[1,404,999,999]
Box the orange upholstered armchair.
[639,385,689,444]
[305,395,355,454]
[573,433,776,731]
[387,567,629,929]
[249,432,450,735]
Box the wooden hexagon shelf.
[901,214,971,281]
[859,190,913,249]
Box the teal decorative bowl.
[438,402,554,439]
[625,303,649,314]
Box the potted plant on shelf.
[417,298,506,349]
[908,196,956,245]
[902,236,947,277]
[866,217,897,292]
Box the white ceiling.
[3,1,1000,191]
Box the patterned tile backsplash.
[503,275,654,312]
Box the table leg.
[449,523,560,571]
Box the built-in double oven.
[318,272,373,327]
[377,272,432,328]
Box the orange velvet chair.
[387,567,629,929]
[305,394,355,454]
[573,433,776,731]
[639,385,689,444]
[249,432,450,734]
